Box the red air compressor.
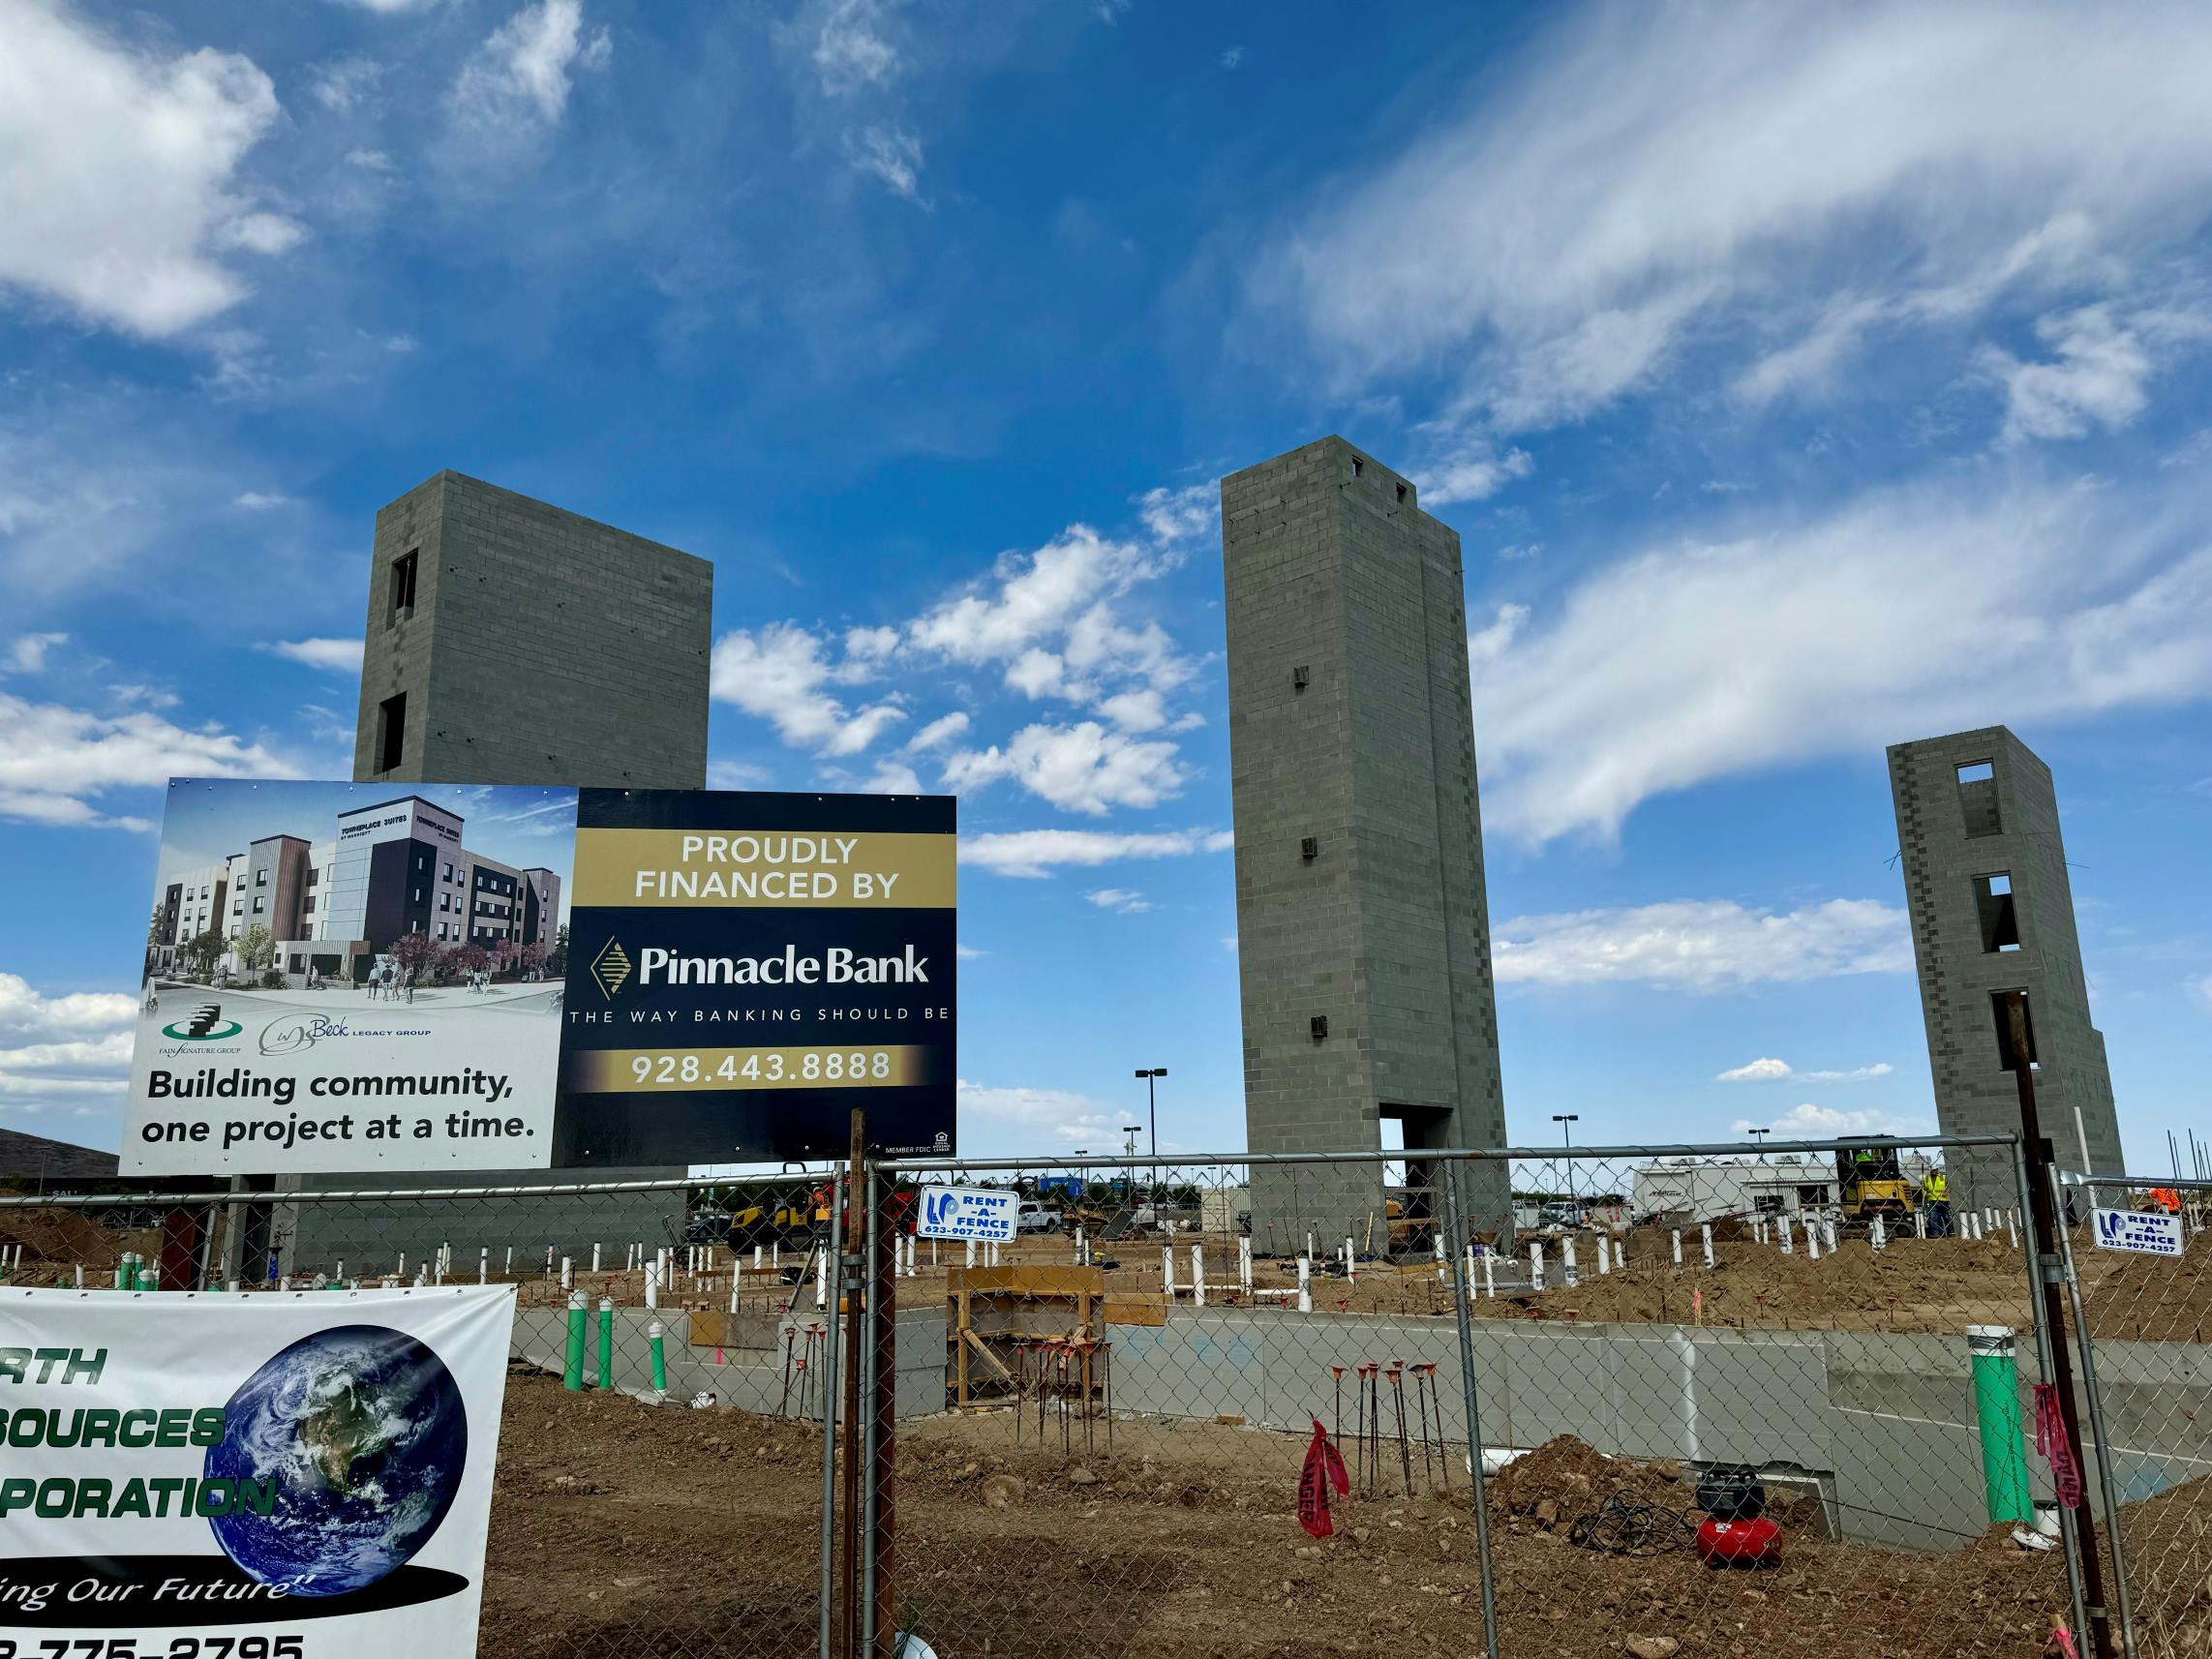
[1697,1517,1781,1568]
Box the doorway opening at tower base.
[1382,1101,1453,1224]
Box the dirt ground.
[481,1367,2211,1659]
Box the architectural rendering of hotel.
[150,793,561,982]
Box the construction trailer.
[1631,1152,1935,1225]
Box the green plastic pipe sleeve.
[1968,1324,2034,1524]
[597,1297,614,1390]
[649,1318,667,1394]
[564,1289,588,1391]
[114,1253,133,1290]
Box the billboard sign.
[0,1285,514,1657]
[556,788,957,1164]
[125,779,956,1174]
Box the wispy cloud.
[262,638,365,675]
[1716,1057,1895,1083]
[1494,898,1910,992]
[960,828,1232,880]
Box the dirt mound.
[1486,1435,1685,1528]
[0,1206,137,1268]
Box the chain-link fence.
[2059,1172,2212,1659]
[8,1135,2204,1658]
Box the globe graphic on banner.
[204,1324,469,1595]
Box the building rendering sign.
[124,779,955,1174]
[555,787,957,1164]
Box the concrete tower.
[1222,437,1507,1249]
[1888,726,2121,1205]
[354,470,712,789]
[290,471,712,1252]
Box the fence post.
[1440,1160,1501,1659]
[815,1157,849,1659]
[2047,1166,2139,1659]
[2012,1138,2096,1658]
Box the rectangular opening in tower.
[1973,872,2020,952]
[1954,760,2001,837]
[387,550,418,624]
[1989,990,2037,1071]
[376,692,407,774]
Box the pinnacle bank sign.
[125,780,956,1174]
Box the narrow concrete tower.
[1222,437,1507,1248]
[353,470,712,789]
[1888,726,2122,1206]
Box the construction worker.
[1924,1167,1952,1238]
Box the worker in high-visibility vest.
[1924,1168,1952,1238]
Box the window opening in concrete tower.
[388,550,418,624]
[1973,872,2019,953]
[1954,759,2001,837]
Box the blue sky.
[2,0,2208,1170]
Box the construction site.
[5,1141,2209,1659]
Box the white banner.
[2093,1207,2185,1256]
[0,1286,515,1656]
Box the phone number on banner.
[574,1045,930,1092]
[2,1643,304,1659]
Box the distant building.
[147,795,559,983]
[0,1127,121,1192]
[1888,726,2121,1207]
[1631,1152,1936,1225]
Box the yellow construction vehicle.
[1835,1138,1919,1221]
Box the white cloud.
[845,624,901,665]
[1220,45,1244,70]
[0,689,291,830]
[1717,1057,1895,1083]
[311,56,384,112]
[0,2,299,337]
[1097,688,1167,733]
[1471,469,2212,842]
[956,1078,1123,1145]
[1982,304,2209,444]
[333,0,446,12]
[846,125,925,204]
[1493,898,1911,992]
[1419,437,1534,506]
[2190,974,2212,1015]
[4,633,68,675]
[860,759,923,795]
[232,490,292,511]
[706,759,773,791]
[810,0,901,95]
[954,944,986,960]
[0,974,134,1124]
[1466,603,1527,668]
[909,527,1162,677]
[906,711,970,752]
[449,0,610,143]
[960,827,1233,880]
[1136,484,1217,546]
[1087,888,1152,914]
[1253,3,2212,435]
[941,721,1188,815]
[1730,1102,1934,1139]
[262,638,365,675]
[0,975,136,1041]
[710,623,905,756]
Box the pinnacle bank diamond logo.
[590,938,632,1000]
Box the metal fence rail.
[2,1135,2199,1658]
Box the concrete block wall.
[1221,437,1508,1242]
[1888,727,2122,1207]
[352,471,712,790]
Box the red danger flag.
[1298,1416,1349,1538]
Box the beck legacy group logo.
[162,1002,243,1042]
[590,937,632,1000]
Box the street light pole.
[1135,1068,1167,1195]
[1553,1114,1580,1216]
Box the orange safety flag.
[1297,1416,1349,1538]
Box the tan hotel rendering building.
[151,794,560,982]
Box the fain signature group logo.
[161,1002,243,1042]
[590,938,632,1001]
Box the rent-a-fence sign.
[916,1187,1016,1243]
[2093,1207,2184,1256]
